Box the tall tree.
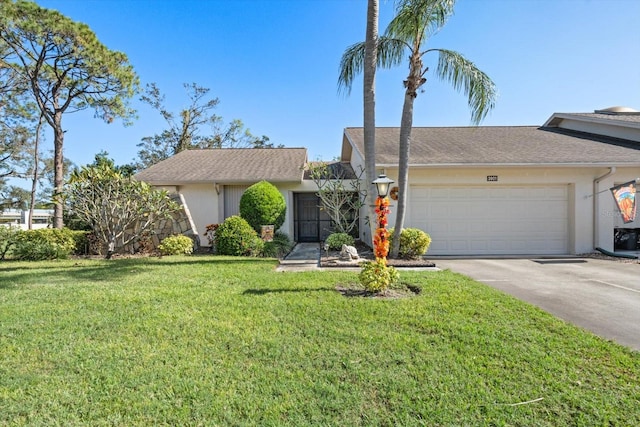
[0,0,139,228]
[339,0,379,247]
[339,0,496,257]
[135,83,277,170]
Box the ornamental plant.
[215,215,264,256]
[359,258,399,293]
[389,227,432,260]
[325,232,354,250]
[158,235,194,256]
[239,181,286,233]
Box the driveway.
[435,257,640,352]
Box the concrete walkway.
[276,243,321,271]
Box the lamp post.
[372,174,394,263]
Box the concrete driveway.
[435,257,640,352]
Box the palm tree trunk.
[363,0,379,247]
[390,91,415,258]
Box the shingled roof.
[344,126,640,166]
[135,148,307,185]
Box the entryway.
[293,193,332,242]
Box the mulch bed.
[320,241,436,268]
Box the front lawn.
[1,256,638,425]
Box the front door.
[294,193,331,242]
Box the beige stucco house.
[136,107,640,255]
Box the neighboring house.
[136,107,640,256]
[0,209,53,230]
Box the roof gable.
[135,148,308,184]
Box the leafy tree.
[135,83,278,169]
[62,163,179,259]
[0,60,33,209]
[339,0,496,257]
[91,150,135,177]
[0,0,139,228]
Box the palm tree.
[339,0,379,247]
[339,0,496,257]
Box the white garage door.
[407,185,569,255]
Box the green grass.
[1,256,638,426]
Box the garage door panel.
[408,185,569,255]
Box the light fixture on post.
[372,174,394,262]
[372,174,394,198]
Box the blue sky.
[32,0,640,169]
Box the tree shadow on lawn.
[243,287,336,295]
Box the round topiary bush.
[215,215,264,256]
[239,181,286,233]
[325,232,354,250]
[390,227,432,260]
[158,234,194,256]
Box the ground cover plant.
[1,257,639,425]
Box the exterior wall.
[172,181,320,247]
[356,165,637,255]
[177,184,219,245]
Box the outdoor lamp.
[373,174,394,198]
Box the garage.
[406,185,569,255]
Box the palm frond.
[432,48,496,124]
[376,36,406,69]
[337,42,366,96]
[338,38,406,95]
[386,0,455,42]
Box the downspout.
[593,167,616,250]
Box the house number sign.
[487,175,498,182]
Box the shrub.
[262,232,294,258]
[215,216,264,256]
[325,232,355,250]
[359,259,399,293]
[390,227,431,260]
[158,234,194,256]
[239,181,286,233]
[12,228,76,261]
[69,230,90,255]
[0,226,20,260]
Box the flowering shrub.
[203,223,220,247]
[359,258,399,293]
